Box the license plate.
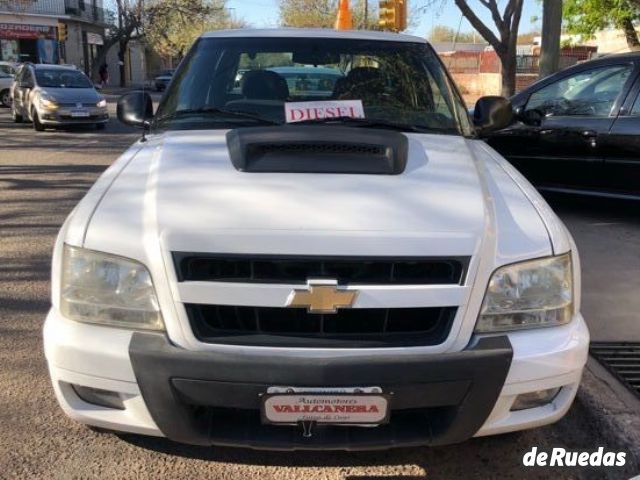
[70,110,89,118]
[262,387,389,425]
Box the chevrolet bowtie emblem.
[286,279,357,314]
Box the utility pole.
[539,0,562,79]
[364,0,369,29]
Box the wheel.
[0,89,10,108]
[95,123,106,130]
[12,105,23,123]
[32,109,45,131]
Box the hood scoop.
[226,125,408,175]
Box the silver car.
[11,64,108,131]
[0,61,16,107]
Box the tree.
[145,0,240,60]
[564,0,640,50]
[428,24,479,43]
[517,31,541,44]
[279,0,378,29]
[539,0,562,78]
[451,0,525,96]
[91,0,144,87]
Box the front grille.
[254,142,386,156]
[186,304,456,348]
[58,103,94,107]
[174,253,468,285]
[590,342,640,400]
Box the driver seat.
[241,70,289,101]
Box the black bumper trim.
[129,333,513,450]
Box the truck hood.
[80,129,552,262]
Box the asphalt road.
[0,103,637,479]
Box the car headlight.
[60,245,164,330]
[475,253,573,332]
[96,98,107,108]
[39,94,58,110]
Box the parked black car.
[154,69,175,91]
[485,52,640,199]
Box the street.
[0,101,638,479]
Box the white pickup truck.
[44,28,589,450]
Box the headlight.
[475,253,573,332]
[60,245,164,330]
[96,98,107,108]
[39,95,58,110]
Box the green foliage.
[563,0,639,39]
[145,0,244,59]
[428,24,479,43]
[517,30,541,45]
[278,0,379,29]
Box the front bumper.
[39,108,108,125]
[44,310,589,450]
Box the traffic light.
[379,0,396,30]
[378,0,407,32]
[57,23,67,42]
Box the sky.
[226,0,544,38]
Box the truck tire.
[32,109,45,131]
[0,89,10,108]
[12,105,23,123]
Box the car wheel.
[95,123,106,130]
[12,105,23,123]
[0,89,10,108]
[32,109,45,131]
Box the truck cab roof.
[201,28,427,44]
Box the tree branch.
[453,0,503,52]
[480,0,505,34]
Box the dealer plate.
[262,387,389,425]
[70,110,90,118]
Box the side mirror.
[94,83,102,91]
[473,96,514,135]
[117,91,153,128]
[520,108,544,126]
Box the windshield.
[155,37,471,135]
[35,69,93,88]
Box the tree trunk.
[539,0,562,78]
[500,52,517,97]
[621,17,640,50]
[118,41,127,87]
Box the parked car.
[11,63,108,131]
[484,52,640,199]
[154,69,175,91]
[44,28,588,450]
[269,66,344,98]
[0,67,13,107]
[0,60,17,77]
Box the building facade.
[0,0,108,79]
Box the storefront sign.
[86,33,103,45]
[0,23,56,40]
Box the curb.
[576,357,640,470]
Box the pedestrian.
[98,63,109,88]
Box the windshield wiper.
[155,107,279,125]
[294,116,441,133]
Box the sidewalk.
[577,358,640,470]
[100,86,162,101]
